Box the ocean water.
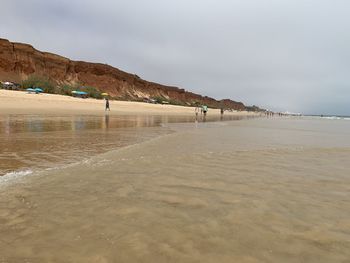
[0,114,172,176]
[0,116,350,262]
[0,114,246,176]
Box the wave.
[321,116,350,120]
[0,169,33,186]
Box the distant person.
[202,105,208,116]
[220,108,224,115]
[105,98,110,111]
[195,106,200,116]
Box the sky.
[1,0,350,115]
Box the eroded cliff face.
[0,38,246,110]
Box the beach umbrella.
[71,90,88,97]
[34,88,43,93]
[101,92,109,96]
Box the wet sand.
[1,117,350,262]
[0,114,250,176]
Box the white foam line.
[0,169,33,186]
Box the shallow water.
[1,117,350,262]
[0,114,168,176]
[0,113,245,176]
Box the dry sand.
[0,90,257,116]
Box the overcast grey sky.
[1,0,350,115]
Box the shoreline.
[0,112,257,178]
[0,122,178,184]
[0,89,260,179]
[0,89,259,116]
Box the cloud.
[1,0,350,115]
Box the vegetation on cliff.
[20,75,103,99]
[21,75,56,93]
[0,38,264,111]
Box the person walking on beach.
[195,106,200,117]
[220,107,224,121]
[202,105,208,116]
[105,98,110,111]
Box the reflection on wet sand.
[0,114,250,175]
[0,114,242,135]
[104,114,110,129]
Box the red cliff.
[0,38,246,110]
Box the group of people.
[195,105,224,116]
[195,105,226,123]
[195,105,208,116]
[105,100,226,119]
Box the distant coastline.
[0,38,264,112]
[305,114,350,119]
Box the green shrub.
[168,99,185,106]
[55,84,102,99]
[79,86,102,99]
[56,84,76,96]
[21,75,56,93]
[153,96,164,104]
[20,76,104,99]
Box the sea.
[0,114,349,262]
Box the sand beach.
[0,90,256,116]
[2,0,350,261]
[0,89,258,176]
[1,90,350,263]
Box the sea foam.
[322,116,350,120]
[0,169,33,186]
